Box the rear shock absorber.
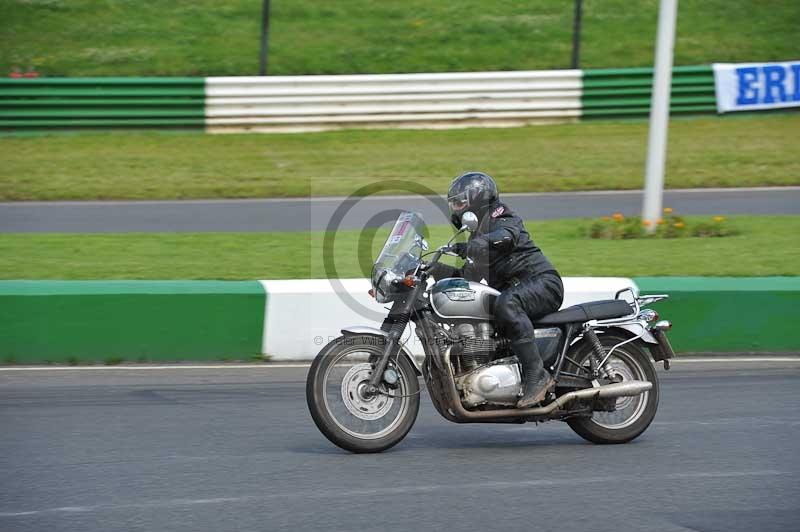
[583,326,611,379]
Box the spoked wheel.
[565,333,660,444]
[306,336,420,453]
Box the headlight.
[373,269,399,303]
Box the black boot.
[514,340,555,408]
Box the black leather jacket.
[432,201,558,290]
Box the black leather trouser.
[493,271,564,343]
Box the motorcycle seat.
[534,300,634,325]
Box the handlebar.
[416,243,472,278]
[424,244,450,269]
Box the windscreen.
[374,211,426,275]
[371,211,426,302]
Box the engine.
[451,322,497,371]
[456,357,523,408]
[448,324,565,408]
[447,322,523,408]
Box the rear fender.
[602,325,673,364]
[614,324,658,345]
[341,326,422,375]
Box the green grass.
[1,114,798,201]
[1,1,798,76]
[1,216,797,280]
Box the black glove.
[427,262,460,280]
[466,236,490,259]
[451,237,490,260]
[450,242,468,258]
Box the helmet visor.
[447,190,470,214]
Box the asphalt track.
[1,359,798,532]
[1,187,798,233]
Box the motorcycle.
[306,211,675,453]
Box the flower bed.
[587,209,738,240]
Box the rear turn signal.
[640,309,659,323]
[403,276,416,287]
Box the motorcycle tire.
[306,335,420,453]
[565,333,660,444]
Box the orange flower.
[601,216,610,222]
[656,218,665,225]
[612,212,624,221]
[663,207,673,214]
[713,216,725,223]
[641,220,652,227]
[674,222,685,229]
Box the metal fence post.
[571,0,583,69]
[259,0,271,76]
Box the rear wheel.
[306,336,420,453]
[565,333,659,444]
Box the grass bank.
[1,216,797,280]
[1,115,798,201]
[1,1,797,76]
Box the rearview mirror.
[414,233,429,251]
[461,212,478,232]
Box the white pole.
[642,0,678,232]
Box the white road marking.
[0,364,310,371]
[0,357,797,372]
[2,186,797,207]
[0,470,788,518]
[653,418,800,427]
[672,357,800,363]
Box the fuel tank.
[430,278,499,320]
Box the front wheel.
[565,333,660,444]
[306,336,420,453]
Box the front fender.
[341,326,422,375]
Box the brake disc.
[340,363,394,420]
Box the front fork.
[368,336,401,389]
[367,286,421,390]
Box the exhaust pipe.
[593,381,653,399]
[443,348,652,421]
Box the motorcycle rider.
[430,171,564,408]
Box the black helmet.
[447,171,499,228]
